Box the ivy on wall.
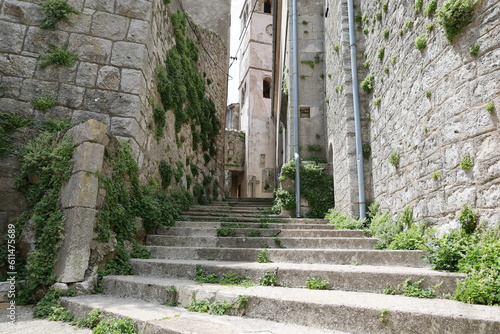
[154,11,220,158]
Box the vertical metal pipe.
[347,0,366,219]
[291,0,301,217]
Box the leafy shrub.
[257,249,271,263]
[93,317,136,334]
[455,267,500,305]
[458,204,478,234]
[415,34,428,50]
[369,210,403,249]
[414,0,423,14]
[0,112,33,156]
[159,160,173,189]
[306,277,330,290]
[325,208,365,230]
[47,306,73,322]
[259,270,277,286]
[425,229,475,272]
[217,226,236,237]
[40,0,79,29]
[31,94,56,110]
[388,150,400,167]
[130,243,152,259]
[384,279,436,298]
[39,43,78,68]
[33,288,75,318]
[485,101,495,113]
[424,0,438,17]
[388,223,428,250]
[360,74,375,93]
[460,155,474,171]
[377,47,385,61]
[73,309,103,329]
[437,0,477,42]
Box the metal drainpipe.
[347,0,366,219]
[291,0,301,218]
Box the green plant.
[388,223,428,250]
[377,47,385,61]
[38,43,78,68]
[151,99,166,140]
[362,143,372,158]
[460,155,474,171]
[326,208,365,230]
[159,160,173,189]
[425,228,475,271]
[414,0,423,14]
[360,74,375,93]
[426,22,435,32]
[424,0,438,17]
[39,0,79,29]
[382,2,388,13]
[469,44,479,56]
[363,28,370,35]
[384,279,437,298]
[257,249,271,263]
[388,150,400,167]
[376,11,382,21]
[404,20,414,29]
[93,318,137,334]
[0,113,34,156]
[398,29,404,37]
[415,34,428,50]
[33,288,75,318]
[431,169,441,180]
[306,277,330,290]
[307,144,322,152]
[247,229,262,237]
[235,295,249,310]
[485,101,495,113]
[425,90,432,98]
[458,204,478,234]
[130,243,152,259]
[335,85,343,93]
[390,56,396,65]
[380,309,389,323]
[73,309,103,329]
[47,306,74,322]
[437,0,478,42]
[301,60,315,69]
[217,227,237,237]
[334,44,340,52]
[384,67,389,74]
[274,237,285,248]
[31,94,56,110]
[163,0,172,4]
[369,210,403,249]
[259,270,277,286]
[208,300,233,315]
[363,60,370,69]
[382,29,390,39]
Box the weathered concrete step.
[168,221,336,230]
[145,246,430,268]
[146,235,378,249]
[129,259,463,296]
[158,227,366,238]
[179,216,329,224]
[99,276,500,334]
[188,205,270,213]
[180,211,279,218]
[61,295,344,334]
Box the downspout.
[347,0,366,219]
[291,0,301,217]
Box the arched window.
[264,0,272,14]
[263,77,271,98]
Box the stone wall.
[327,0,499,224]
[0,0,229,201]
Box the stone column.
[55,120,108,283]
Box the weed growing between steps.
[273,160,334,218]
[187,293,250,315]
[326,209,366,230]
[194,265,247,285]
[257,249,271,263]
[306,277,330,290]
[329,202,500,306]
[73,308,103,329]
[383,279,440,299]
[259,270,278,286]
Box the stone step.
[95,276,500,334]
[188,205,271,212]
[128,259,463,296]
[159,227,366,238]
[145,235,378,249]
[179,216,329,224]
[61,295,344,334]
[167,221,336,230]
[145,246,430,268]
[180,211,280,218]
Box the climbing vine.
[154,11,220,157]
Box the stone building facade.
[273,0,500,225]
[235,0,276,198]
[0,0,230,236]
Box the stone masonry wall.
[328,0,499,224]
[0,0,229,199]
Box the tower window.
[264,0,272,14]
[263,77,271,99]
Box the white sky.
[227,0,245,104]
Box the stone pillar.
[55,120,108,283]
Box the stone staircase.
[62,199,500,333]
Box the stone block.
[58,83,85,108]
[96,66,121,90]
[55,207,97,283]
[111,41,147,69]
[23,26,69,54]
[34,61,78,84]
[61,171,99,209]
[20,79,59,102]
[127,19,150,43]
[71,119,108,146]
[121,69,146,94]
[0,0,43,25]
[59,9,92,33]
[76,62,99,87]
[83,89,141,118]
[71,110,111,126]
[111,117,146,147]
[69,34,112,64]
[0,76,23,98]
[115,0,152,20]
[91,11,129,40]
[85,0,115,12]
[0,21,25,53]
[0,98,32,117]
[0,54,37,77]
[72,142,105,174]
